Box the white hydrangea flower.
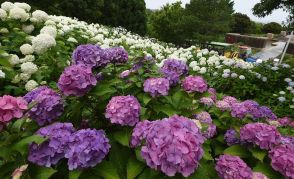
[271,66,279,71]
[20,44,33,55]
[223,69,230,74]
[14,2,31,12]
[22,24,34,34]
[213,72,218,76]
[278,97,286,102]
[9,54,21,65]
[0,9,7,20]
[20,73,31,81]
[189,61,198,68]
[11,74,21,83]
[285,78,292,82]
[67,37,78,43]
[32,34,56,54]
[40,26,57,38]
[239,75,245,80]
[231,73,238,78]
[222,73,230,78]
[287,86,293,91]
[290,105,294,109]
[1,2,15,11]
[25,80,38,91]
[0,69,5,78]
[44,19,56,26]
[21,62,38,74]
[262,77,267,82]
[9,7,29,21]
[192,66,200,72]
[279,91,286,95]
[31,10,48,23]
[199,67,207,74]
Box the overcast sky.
[145,0,289,23]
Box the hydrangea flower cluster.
[105,95,141,126]
[28,123,75,167]
[208,88,217,101]
[131,115,205,177]
[143,78,170,97]
[200,97,215,107]
[215,155,253,179]
[65,129,110,170]
[194,111,212,123]
[240,123,281,150]
[161,59,188,85]
[194,112,216,139]
[182,76,208,93]
[58,64,97,97]
[72,44,103,68]
[108,47,128,64]
[224,129,240,146]
[278,117,294,127]
[222,96,238,106]
[24,86,64,126]
[252,172,268,179]
[202,123,217,139]
[0,95,28,123]
[216,100,232,111]
[269,145,294,178]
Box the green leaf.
[142,95,151,105]
[138,168,160,179]
[127,156,145,179]
[171,91,184,108]
[69,170,82,179]
[35,167,57,179]
[249,148,267,162]
[223,145,250,158]
[0,58,11,67]
[11,118,26,132]
[12,135,47,154]
[253,162,283,179]
[135,148,145,162]
[113,128,132,147]
[93,161,120,179]
[156,104,178,116]
[109,142,131,178]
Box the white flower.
[14,3,31,12]
[20,55,35,63]
[189,61,198,68]
[192,120,202,129]
[222,73,230,78]
[9,54,21,65]
[21,62,38,74]
[223,69,230,74]
[25,80,38,91]
[45,20,56,26]
[289,82,294,87]
[196,52,202,57]
[193,66,201,72]
[271,66,279,71]
[22,24,34,34]
[239,75,245,80]
[67,37,78,43]
[0,9,7,20]
[20,44,33,55]
[32,34,56,54]
[273,58,280,63]
[278,97,286,102]
[279,91,286,95]
[40,26,57,38]
[1,2,15,11]
[285,78,292,82]
[0,69,5,78]
[9,7,29,21]
[262,77,267,82]
[213,72,218,76]
[268,121,280,127]
[199,67,207,74]
[20,73,31,81]
[31,10,48,23]
[290,105,294,109]
[231,73,238,78]
[12,74,21,83]
[256,59,263,63]
[287,86,293,91]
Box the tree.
[148,2,187,44]
[184,0,234,43]
[231,13,252,34]
[262,22,283,34]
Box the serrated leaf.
[223,145,250,158]
[12,135,47,154]
[249,148,267,162]
[113,128,132,147]
[69,170,82,179]
[127,156,145,179]
[253,162,283,179]
[142,95,151,105]
[93,161,120,179]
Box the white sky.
[145,0,289,23]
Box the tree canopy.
[231,13,252,34]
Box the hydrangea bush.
[0,1,293,179]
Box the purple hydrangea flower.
[231,102,248,119]
[215,155,253,179]
[194,111,212,123]
[216,100,231,111]
[131,115,205,177]
[280,136,294,147]
[202,123,217,139]
[161,59,188,85]
[259,106,277,120]
[28,123,75,167]
[252,172,268,179]
[65,129,110,170]
[208,88,217,101]
[240,123,281,150]
[108,47,128,64]
[224,129,240,146]
[25,87,64,126]
[119,70,131,78]
[222,96,238,106]
[278,117,293,127]
[105,95,141,126]
[143,78,170,97]
[181,75,208,93]
[200,97,215,107]
[269,145,294,178]
[72,44,102,68]
[243,100,262,119]
[58,64,97,97]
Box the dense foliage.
[262,22,283,34]
[231,13,253,34]
[0,2,294,179]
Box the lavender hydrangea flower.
[131,115,205,177]
[200,97,215,107]
[216,100,231,111]
[231,102,248,119]
[225,129,240,146]
[130,120,153,147]
[65,129,110,170]
[252,172,268,179]
[161,59,188,85]
[25,87,64,126]
[181,75,208,93]
[208,88,217,101]
[278,117,293,127]
[202,123,217,139]
[222,96,238,106]
[269,145,294,178]
[143,78,170,97]
[243,100,262,119]
[280,136,294,147]
[194,111,212,123]
[259,106,277,120]
[119,70,131,78]
[105,95,141,126]
[28,123,75,167]
[72,44,102,68]
[240,123,281,150]
[215,155,253,179]
[108,47,128,64]
[58,64,97,97]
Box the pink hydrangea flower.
[0,95,28,123]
